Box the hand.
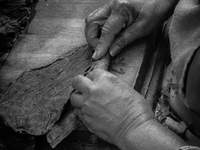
[70,69,154,144]
[85,0,178,60]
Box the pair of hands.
[70,0,177,145]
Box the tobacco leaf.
[0,117,34,150]
[0,45,93,135]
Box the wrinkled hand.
[70,69,154,144]
[85,0,174,60]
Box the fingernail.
[110,46,120,57]
[92,45,101,59]
[92,51,98,59]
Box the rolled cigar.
[92,53,110,70]
[84,52,110,76]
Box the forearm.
[163,0,180,14]
[117,119,187,150]
[154,0,180,22]
[165,0,180,14]
[165,0,180,6]
[159,0,180,10]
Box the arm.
[118,119,186,150]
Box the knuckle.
[100,70,118,80]
[99,72,106,79]
[88,84,96,93]
[86,4,106,24]
[85,12,96,24]
[92,68,103,76]
[85,12,97,25]
[100,70,112,79]
[73,75,81,83]
[116,36,127,47]
[113,1,135,24]
[85,17,90,25]
[82,101,91,112]
[114,1,130,13]
[75,74,83,81]
[101,26,112,36]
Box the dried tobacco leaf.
[0,45,93,136]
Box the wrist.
[154,0,180,21]
[115,118,156,150]
[160,0,180,14]
[113,109,155,149]
[116,119,187,150]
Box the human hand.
[85,0,178,60]
[70,69,154,145]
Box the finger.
[86,3,112,23]
[92,10,128,60]
[109,21,146,57]
[87,68,104,81]
[85,20,106,48]
[85,23,100,48]
[70,92,84,109]
[85,4,112,48]
[72,75,93,93]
